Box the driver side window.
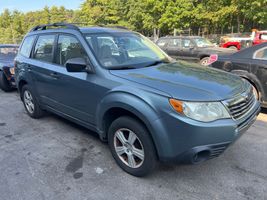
[56,35,88,66]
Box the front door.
[165,38,183,59]
[48,34,102,125]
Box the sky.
[0,0,83,13]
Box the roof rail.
[30,23,80,32]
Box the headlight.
[9,67,15,75]
[170,99,230,122]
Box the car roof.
[158,36,202,39]
[232,42,267,59]
[79,27,131,34]
[26,24,133,36]
[0,44,19,48]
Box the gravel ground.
[0,90,266,200]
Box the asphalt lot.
[0,90,266,200]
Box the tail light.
[207,54,218,65]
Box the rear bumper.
[151,102,261,164]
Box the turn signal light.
[169,99,184,113]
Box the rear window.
[33,35,56,63]
[20,36,36,58]
[156,39,168,47]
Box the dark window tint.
[33,35,55,63]
[56,35,87,66]
[20,36,36,58]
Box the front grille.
[224,87,256,120]
[209,144,229,159]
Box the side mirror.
[65,58,88,73]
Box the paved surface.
[0,90,266,200]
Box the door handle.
[50,72,60,79]
[27,66,32,71]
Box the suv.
[156,36,236,65]
[15,23,260,177]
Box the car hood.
[110,61,248,101]
[202,46,236,55]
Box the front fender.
[96,90,161,131]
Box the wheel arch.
[199,54,210,60]
[231,70,264,100]
[96,92,161,158]
[18,79,28,98]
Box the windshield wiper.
[108,65,136,70]
[143,60,169,68]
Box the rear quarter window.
[254,47,267,60]
[20,35,36,58]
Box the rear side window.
[33,35,56,63]
[56,35,88,66]
[20,36,36,58]
[254,47,267,60]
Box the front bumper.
[151,102,261,164]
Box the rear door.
[29,34,59,107]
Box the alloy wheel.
[113,128,145,168]
[24,90,35,114]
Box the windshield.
[84,32,171,69]
[194,38,214,47]
[0,46,18,60]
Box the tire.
[252,84,259,100]
[108,116,157,177]
[200,57,209,66]
[22,85,44,119]
[0,71,12,92]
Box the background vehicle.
[211,42,267,108]
[0,44,19,91]
[156,36,236,65]
[220,30,267,50]
[252,30,267,45]
[15,23,260,177]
